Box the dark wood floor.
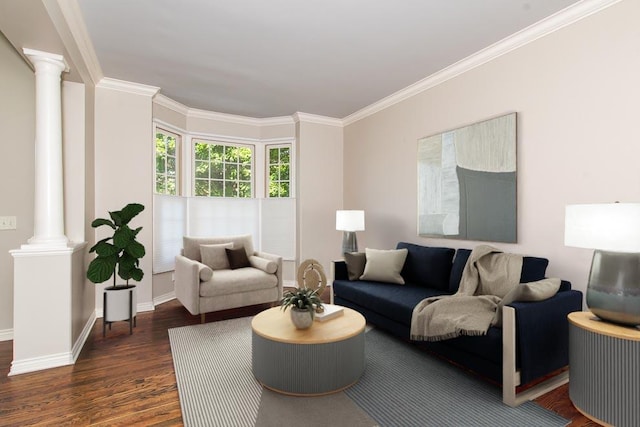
[0,289,599,426]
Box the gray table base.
[569,323,640,427]
[252,332,365,395]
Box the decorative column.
[22,48,69,249]
[9,49,83,376]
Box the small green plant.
[280,287,323,314]
[87,203,146,287]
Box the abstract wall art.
[417,113,517,243]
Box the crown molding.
[293,112,343,127]
[97,77,160,97]
[343,0,623,126]
[43,0,104,85]
[154,94,296,126]
[154,93,189,115]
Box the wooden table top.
[251,306,365,345]
[569,311,640,341]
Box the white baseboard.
[0,328,13,342]
[153,290,175,306]
[71,311,96,363]
[9,351,74,376]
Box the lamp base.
[341,231,358,255]
[587,250,640,326]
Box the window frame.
[265,143,293,198]
[192,139,255,198]
[154,127,181,196]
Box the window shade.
[152,194,186,273]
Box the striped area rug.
[169,317,569,427]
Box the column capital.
[23,48,69,73]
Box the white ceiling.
[77,0,581,119]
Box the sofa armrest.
[254,251,283,301]
[332,260,349,281]
[175,255,202,315]
[509,289,583,384]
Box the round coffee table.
[251,306,366,396]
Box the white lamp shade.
[565,203,640,252]
[336,210,365,231]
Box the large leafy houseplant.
[87,203,146,288]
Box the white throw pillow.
[360,248,408,284]
[200,243,233,270]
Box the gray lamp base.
[587,249,640,326]
[341,231,358,255]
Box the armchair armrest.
[254,251,283,301]
[175,255,204,315]
[509,289,583,384]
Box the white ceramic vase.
[290,307,314,329]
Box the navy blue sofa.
[333,242,583,405]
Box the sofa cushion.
[344,252,366,280]
[520,257,549,283]
[226,247,250,269]
[449,249,472,292]
[396,242,455,291]
[200,268,278,297]
[333,279,447,326]
[184,235,254,262]
[448,250,549,291]
[200,243,233,270]
[360,248,408,284]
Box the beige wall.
[95,86,154,310]
[0,32,35,335]
[296,120,344,274]
[343,0,640,299]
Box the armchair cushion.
[226,247,251,269]
[249,255,277,274]
[200,268,278,297]
[200,243,233,270]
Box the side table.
[568,311,640,427]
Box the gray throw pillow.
[360,248,408,284]
[344,252,366,281]
[200,243,233,270]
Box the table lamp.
[336,210,365,255]
[565,203,640,326]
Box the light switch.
[0,216,17,230]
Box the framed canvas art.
[417,113,516,243]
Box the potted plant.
[87,203,145,334]
[280,287,324,329]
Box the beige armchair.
[175,235,283,322]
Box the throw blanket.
[410,245,523,341]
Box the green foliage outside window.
[155,131,178,195]
[268,146,291,197]
[194,142,252,198]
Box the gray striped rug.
[169,317,569,427]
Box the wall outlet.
[0,216,16,230]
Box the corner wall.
[94,85,155,312]
[343,0,640,298]
[0,32,35,339]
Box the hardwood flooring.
[0,289,599,426]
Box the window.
[155,129,179,195]
[194,141,253,198]
[267,145,291,197]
